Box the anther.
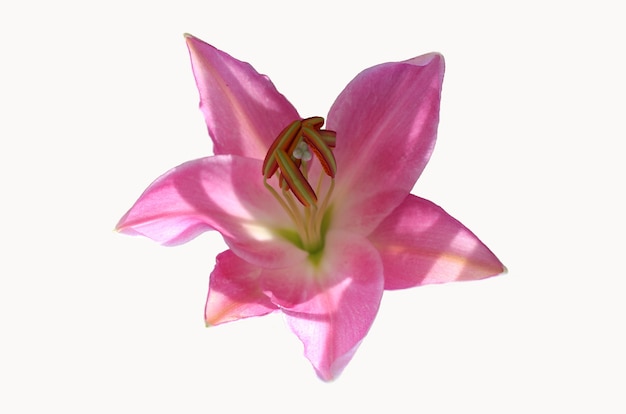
[302,126,336,178]
[263,120,302,179]
[275,149,317,207]
[263,116,336,206]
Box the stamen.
[319,130,336,148]
[263,120,302,179]
[302,116,325,129]
[302,126,337,178]
[263,116,337,252]
[275,149,317,207]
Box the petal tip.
[114,221,125,234]
[114,211,134,235]
[404,52,445,71]
[184,32,201,41]
[184,33,204,50]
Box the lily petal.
[260,231,384,381]
[205,250,278,326]
[369,195,505,290]
[328,53,445,233]
[116,155,307,268]
[185,34,300,159]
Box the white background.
[2,1,624,412]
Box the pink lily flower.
[116,34,505,381]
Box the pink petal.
[260,231,384,381]
[116,155,307,268]
[205,250,278,326]
[185,35,300,159]
[327,53,445,234]
[368,195,505,290]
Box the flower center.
[262,117,336,255]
